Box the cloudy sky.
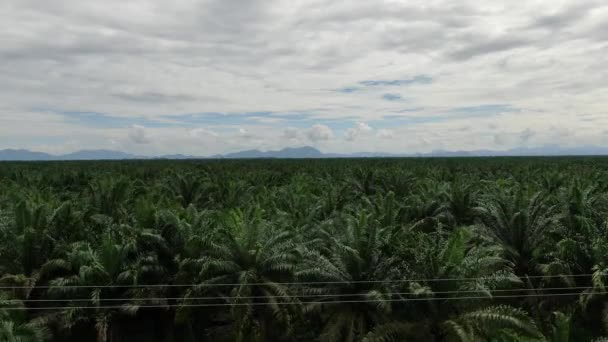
[1,0,607,156]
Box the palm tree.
[547,182,608,279]
[349,168,378,197]
[475,189,561,277]
[381,225,528,340]
[363,305,540,341]
[442,180,477,226]
[0,293,49,342]
[180,207,300,342]
[403,181,451,233]
[268,180,323,231]
[298,212,400,342]
[165,173,208,209]
[87,177,132,220]
[41,235,134,342]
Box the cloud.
[112,90,202,104]
[345,122,373,141]
[449,37,531,61]
[128,125,150,144]
[520,128,535,143]
[189,127,218,138]
[493,133,509,146]
[282,127,299,140]
[377,129,394,139]
[307,124,333,142]
[238,128,255,140]
[530,2,596,30]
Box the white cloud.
[189,127,219,138]
[128,125,150,144]
[345,122,373,141]
[237,128,256,140]
[307,124,333,142]
[377,129,394,139]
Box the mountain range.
[3,145,608,161]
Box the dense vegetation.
[1,158,608,341]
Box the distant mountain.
[0,149,55,161]
[426,145,608,157]
[157,154,201,160]
[221,146,324,159]
[4,145,608,161]
[59,150,140,160]
[0,149,140,161]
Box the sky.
[1,0,608,156]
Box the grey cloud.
[294,2,479,29]
[307,124,333,142]
[282,127,299,140]
[449,36,532,61]
[1,0,285,72]
[112,91,203,104]
[493,133,509,145]
[2,28,174,63]
[531,2,596,30]
[520,128,535,143]
[128,125,150,144]
[378,24,449,53]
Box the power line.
[3,291,606,311]
[4,286,597,303]
[0,273,603,289]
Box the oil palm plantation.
[1,158,608,341]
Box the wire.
[4,286,597,303]
[2,291,606,311]
[0,273,603,289]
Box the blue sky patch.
[335,75,432,93]
[371,104,520,128]
[335,87,360,93]
[394,107,424,113]
[449,104,519,115]
[53,109,358,131]
[157,111,358,130]
[58,111,171,128]
[382,93,403,101]
[360,75,432,87]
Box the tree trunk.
[96,316,110,342]
[162,311,176,342]
[97,322,108,342]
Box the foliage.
[0,157,608,341]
